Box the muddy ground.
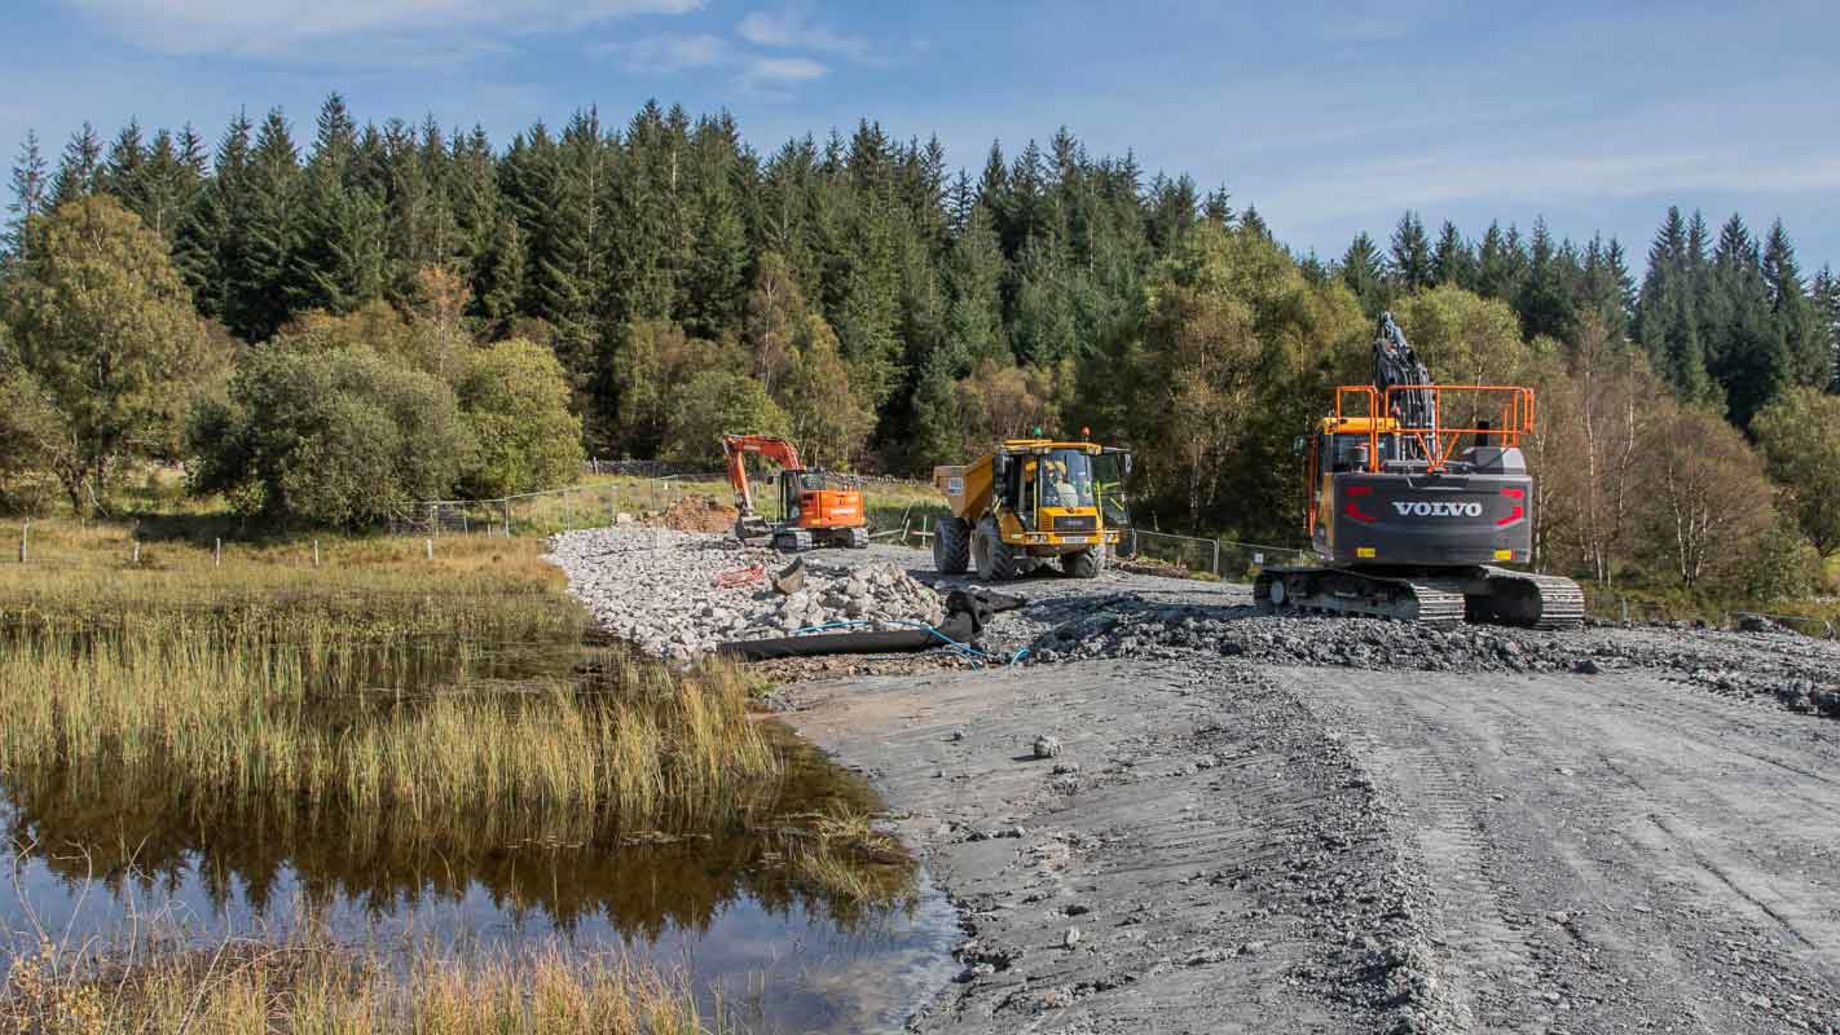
[558,530,1840,1032]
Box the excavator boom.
[723,434,803,517]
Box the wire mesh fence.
[402,478,729,539]
[1117,528,1313,583]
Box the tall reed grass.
[0,627,777,833]
[3,928,720,1035]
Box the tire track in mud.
[1289,665,1840,1034]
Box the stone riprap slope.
[546,527,946,660]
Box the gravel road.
[550,527,1840,1032]
[1289,665,1840,1033]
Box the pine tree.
[1238,204,1268,240]
[682,114,750,337]
[1474,221,1524,301]
[231,109,303,340]
[1515,217,1574,341]
[128,129,204,241]
[101,120,147,204]
[943,203,1008,368]
[1707,213,1782,426]
[173,112,253,321]
[473,213,528,332]
[1431,220,1475,288]
[49,123,103,208]
[1635,206,1712,401]
[1203,187,1235,229]
[291,94,388,315]
[1339,232,1386,316]
[1812,265,1840,391]
[1760,219,1823,387]
[4,131,49,261]
[1388,211,1434,292]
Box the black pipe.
[715,611,981,661]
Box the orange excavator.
[723,434,869,552]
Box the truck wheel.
[933,516,970,574]
[1064,548,1101,579]
[976,518,1019,581]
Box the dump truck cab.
[933,436,1131,580]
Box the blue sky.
[5,0,1837,273]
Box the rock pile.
[767,561,947,634]
[546,527,947,660]
[1027,603,1840,718]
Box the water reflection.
[0,633,956,1033]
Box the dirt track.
[1291,665,1840,1033]
[767,552,1840,1033]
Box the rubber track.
[1258,567,1467,625]
[1480,566,1587,630]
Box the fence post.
[1620,597,1629,623]
[565,489,572,531]
[503,499,512,538]
[132,541,140,566]
[425,538,433,560]
[18,520,26,564]
[313,540,321,569]
[214,537,222,567]
[1212,539,1221,577]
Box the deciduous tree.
[6,195,209,511]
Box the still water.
[0,637,957,1033]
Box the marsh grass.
[0,626,777,835]
[4,518,578,643]
[1,513,914,935]
[3,927,719,1035]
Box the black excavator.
[1253,313,1585,628]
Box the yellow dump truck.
[932,436,1131,580]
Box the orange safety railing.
[1330,385,1536,473]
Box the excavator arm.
[1372,311,1437,459]
[722,434,803,517]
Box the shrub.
[189,346,474,527]
[662,371,789,465]
[456,338,584,498]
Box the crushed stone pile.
[1028,603,1840,718]
[546,527,946,660]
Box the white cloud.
[730,55,828,102]
[62,0,704,57]
[736,7,870,62]
[597,32,728,73]
[744,56,827,83]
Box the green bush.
[189,346,475,527]
[662,371,789,465]
[456,338,584,498]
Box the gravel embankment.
[546,528,946,660]
[548,526,1840,720]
